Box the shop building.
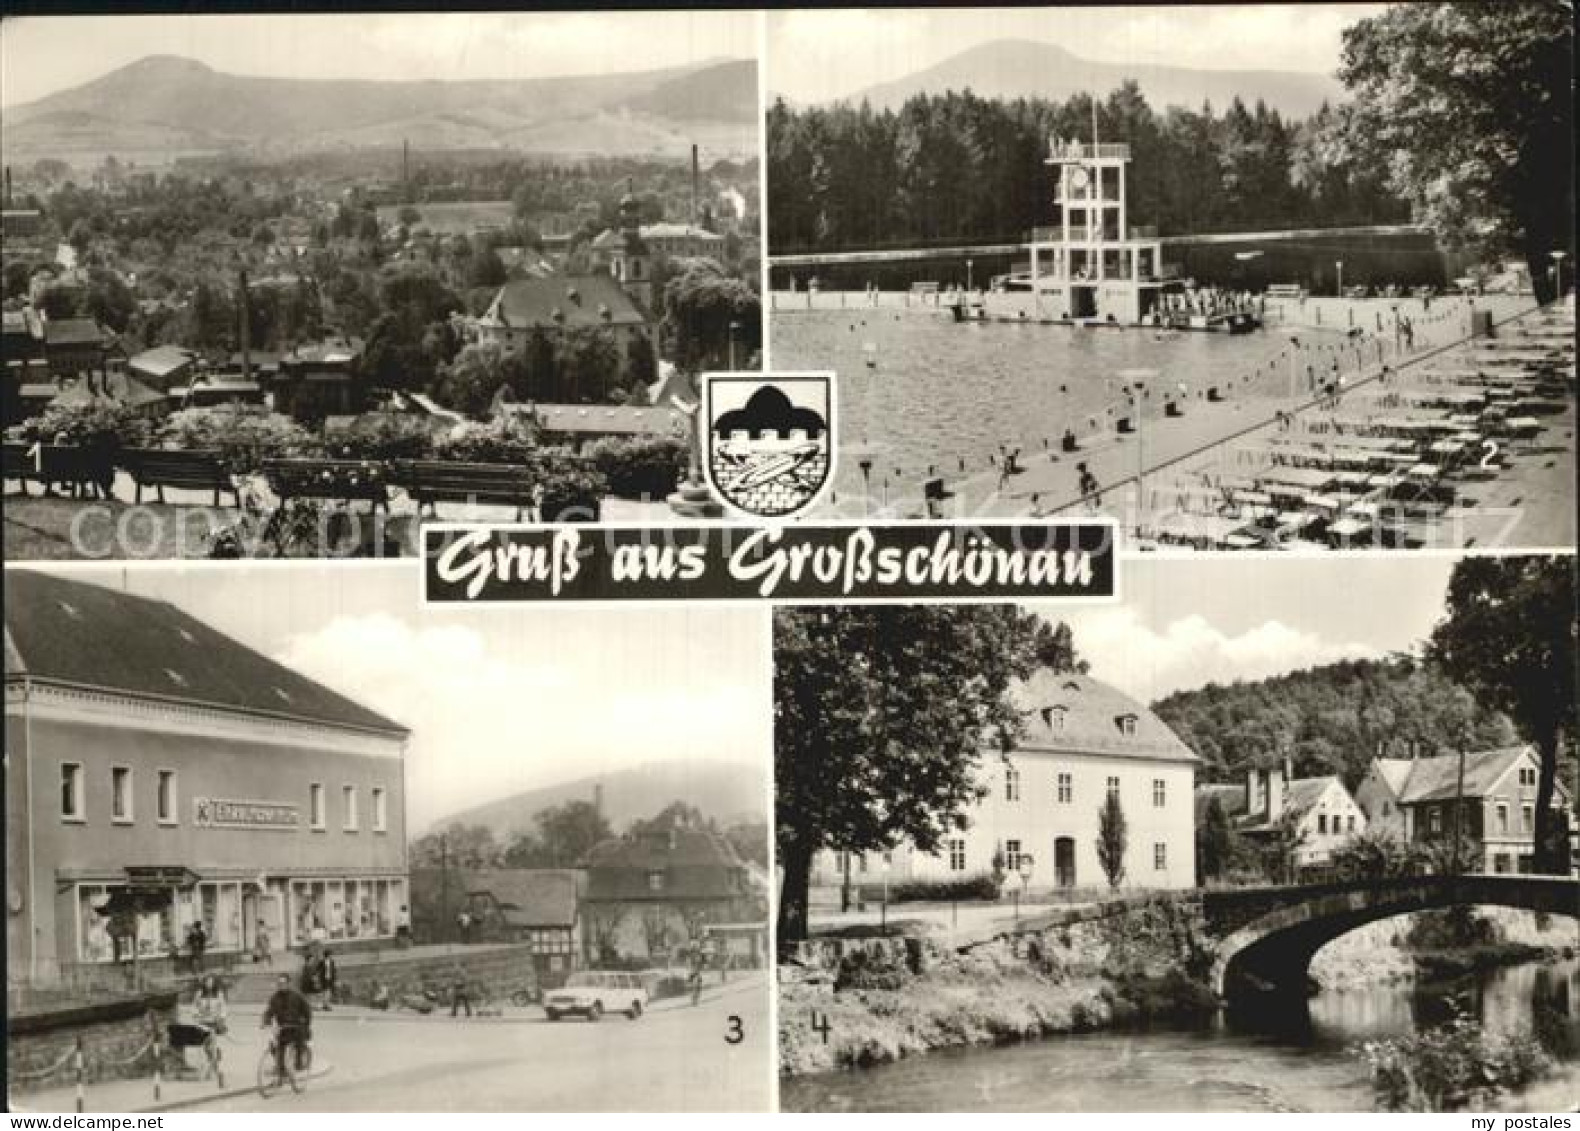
[5,570,410,985]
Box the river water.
[780,957,1580,1113]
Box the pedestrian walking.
[254,920,272,966]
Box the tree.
[1330,828,1425,880]
[628,801,711,837]
[1196,795,1238,883]
[1256,810,1309,885]
[1428,556,1576,874]
[1029,617,1084,673]
[774,606,1038,941]
[1095,791,1128,890]
[660,259,761,373]
[468,248,507,289]
[533,800,612,868]
[409,822,500,869]
[432,341,517,415]
[1339,2,1574,302]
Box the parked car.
[543,971,649,1021]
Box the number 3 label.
[724,1015,744,1044]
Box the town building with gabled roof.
[819,669,1201,894]
[5,570,411,984]
[1355,746,1573,874]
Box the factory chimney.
[691,144,699,229]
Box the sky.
[0,11,760,108]
[34,562,770,832]
[767,4,1390,105]
[1039,554,1458,704]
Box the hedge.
[889,873,1004,903]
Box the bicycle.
[257,1027,312,1098]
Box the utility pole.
[1450,747,1467,875]
[439,833,450,943]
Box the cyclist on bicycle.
[262,973,312,1079]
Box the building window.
[1106,776,1120,800]
[111,766,133,824]
[1496,802,1509,835]
[1152,779,1166,808]
[157,770,177,825]
[948,839,966,872]
[1003,839,1023,873]
[1117,715,1138,737]
[309,783,325,830]
[647,870,665,892]
[1154,843,1167,871]
[1049,707,1066,731]
[343,786,359,831]
[1318,814,1328,835]
[372,788,387,833]
[1057,772,1073,804]
[1519,766,1536,788]
[61,762,85,821]
[1347,815,1356,833]
[1429,807,1442,834]
[1005,767,1021,802]
[1522,803,1534,833]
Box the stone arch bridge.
[1202,874,1580,998]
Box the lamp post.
[1552,251,1569,299]
[1015,853,1035,921]
[967,258,974,294]
[727,319,741,370]
[858,457,873,517]
[1335,259,1344,298]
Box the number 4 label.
[810,1010,831,1045]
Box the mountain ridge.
[822,38,1342,120]
[2,54,759,162]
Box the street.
[200,974,771,1113]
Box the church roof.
[1010,669,1198,763]
[5,570,407,738]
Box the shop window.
[61,762,84,821]
[157,770,177,825]
[310,783,325,830]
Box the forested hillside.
[766,82,1407,253]
[1151,656,1520,788]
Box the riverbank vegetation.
[1357,1009,1554,1112]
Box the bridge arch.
[1204,875,1580,999]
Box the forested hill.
[766,84,1409,255]
[1151,656,1519,789]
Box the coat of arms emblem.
[702,372,835,519]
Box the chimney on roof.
[1266,764,1285,823]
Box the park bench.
[2,440,112,498]
[119,448,238,507]
[262,457,390,510]
[394,460,538,519]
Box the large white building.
[815,670,1199,894]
